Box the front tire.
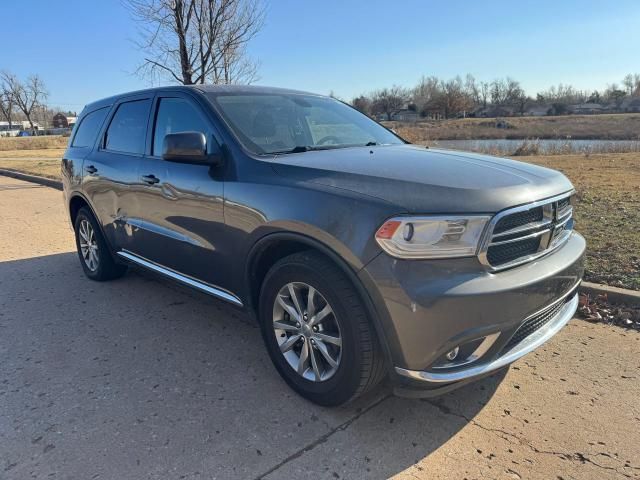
[258,251,385,406]
[73,207,127,281]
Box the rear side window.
[104,99,151,154]
[152,97,208,156]
[71,107,109,148]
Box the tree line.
[350,73,640,120]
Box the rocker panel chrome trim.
[116,250,243,306]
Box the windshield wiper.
[269,145,345,155]
[270,146,314,154]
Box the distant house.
[570,103,605,115]
[390,110,419,122]
[524,105,548,117]
[421,106,443,120]
[52,113,67,128]
[621,97,640,113]
[474,106,517,117]
[0,121,21,137]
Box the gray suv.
[62,85,585,406]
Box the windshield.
[207,92,404,155]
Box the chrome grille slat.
[489,228,551,247]
[478,192,574,271]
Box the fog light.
[445,347,459,361]
[432,333,501,370]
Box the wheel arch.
[68,193,92,226]
[245,232,395,369]
[68,192,117,255]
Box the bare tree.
[490,77,525,107]
[622,73,640,97]
[351,95,371,115]
[412,75,440,114]
[1,72,48,130]
[0,75,16,128]
[464,74,480,105]
[479,81,490,109]
[371,86,409,120]
[622,74,635,95]
[434,77,473,118]
[124,0,265,85]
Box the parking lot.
[1,176,638,479]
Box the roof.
[572,103,604,109]
[82,84,320,113]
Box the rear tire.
[258,251,385,406]
[73,207,127,281]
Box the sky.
[2,0,639,112]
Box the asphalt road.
[1,176,639,480]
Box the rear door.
[82,94,152,253]
[134,91,227,288]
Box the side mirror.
[162,131,222,166]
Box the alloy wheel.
[78,219,99,272]
[272,282,342,382]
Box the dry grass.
[519,153,640,290]
[0,135,68,151]
[0,159,61,179]
[0,149,65,159]
[0,150,637,290]
[391,113,640,141]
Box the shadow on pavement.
[0,252,504,479]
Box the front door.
[134,93,227,289]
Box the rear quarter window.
[104,99,151,154]
[71,107,109,148]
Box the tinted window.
[153,97,209,156]
[72,107,109,148]
[209,93,402,155]
[104,99,151,154]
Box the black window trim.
[69,105,110,149]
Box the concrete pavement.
[1,176,638,479]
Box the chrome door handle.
[141,174,160,185]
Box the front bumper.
[359,231,585,396]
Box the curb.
[580,281,640,306]
[0,169,62,191]
[1,167,639,306]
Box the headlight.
[375,215,491,259]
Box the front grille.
[480,193,573,270]
[557,197,570,212]
[487,237,540,265]
[503,295,570,352]
[493,207,543,234]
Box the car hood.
[269,144,573,213]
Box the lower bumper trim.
[395,292,579,384]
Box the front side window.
[72,107,109,148]
[104,99,151,154]
[208,93,403,155]
[152,97,209,156]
